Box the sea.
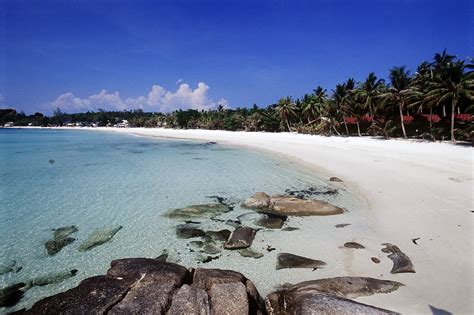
[0,128,366,312]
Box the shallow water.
[0,128,367,312]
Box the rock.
[26,275,133,313]
[239,248,263,259]
[288,277,404,299]
[168,284,210,315]
[330,176,344,182]
[276,253,326,270]
[45,237,75,256]
[107,259,190,313]
[201,244,221,255]
[0,283,26,307]
[176,224,206,239]
[204,229,231,242]
[265,291,397,314]
[381,243,415,273]
[78,226,122,252]
[335,223,351,228]
[243,192,271,209]
[52,225,78,240]
[284,187,338,198]
[193,268,246,291]
[196,255,220,264]
[209,282,249,315]
[28,269,78,288]
[224,227,256,249]
[372,257,381,264]
[270,195,344,216]
[156,249,169,262]
[164,203,230,219]
[281,226,299,231]
[255,213,287,229]
[344,242,365,249]
[0,259,22,275]
[48,159,55,164]
[188,241,204,250]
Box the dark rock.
[255,213,286,229]
[168,284,210,315]
[266,245,276,252]
[224,227,256,249]
[344,242,365,249]
[193,268,246,291]
[48,159,55,164]
[239,248,263,259]
[184,220,202,224]
[284,186,339,199]
[335,223,351,228]
[276,253,326,270]
[164,203,230,219]
[176,224,206,239]
[78,225,122,252]
[206,195,226,204]
[29,269,78,287]
[209,282,249,315]
[281,226,299,231]
[381,243,416,273]
[45,237,75,256]
[265,291,397,314]
[243,192,271,209]
[330,176,344,182]
[371,257,381,264]
[52,225,78,240]
[412,237,420,245]
[0,283,26,307]
[204,229,231,242]
[201,244,221,255]
[196,255,220,264]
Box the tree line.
[1,50,473,142]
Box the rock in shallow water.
[52,225,78,240]
[78,226,122,252]
[255,213,287,229]
[344,242,365,249]
[164,203,230,219]
[45,237,75,256]
[0,259,22,276]
[224,227,256,250]
[382,243,415,273]
[0,283,26,307]
[176,224,206,239]
[239,248,264,259]
[276,253,326,270]
[243,192,271,209]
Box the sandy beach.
[87,127,473,314]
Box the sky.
[0,0,472,114]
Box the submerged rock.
[176,224,206,239]
[344,242,365,249]
[28,269,78,288]
[276,253,326,270]
[0,283,26,307]
[164,203,230,219]
[239,248,264,259]
[281,226,299,231]
[255,213,287,229]
[224,227,256,250]
[53,225,78,240]
[78,226,122,252]
[168,284,210,315]
[45,237,75,256]
[243,192,271,209]
[204,229,231,242]
[201,244,221,255]
[372,257,381,264]
[284,186,339,199]
[0,259,22,275]
[382,243,415,273]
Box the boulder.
[176,224,206,239]
[270,195,344,216]
[243,192,271,209]
[0,283,26,307]
[224,227,256,249]
[344,242,365,249]
[255,213,286,229]
[168,284,210,315]
[209,282,249,315]
[240,248,264,259]
[164,203,230,219]
[45,237,75,256]
[78,226,122,252]
[276,253,326,270]
[193,268,246,291]
[382,243,415,273]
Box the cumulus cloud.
[46,82,228,113]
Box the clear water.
[0,128,366,312]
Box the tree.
[356,72,385,120]
[275,96,298,131]
[424,60,474,141]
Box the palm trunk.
[344,120,349,136]
[286,119,291,132]
[443,105,446,117]
[356,121,361,136]
[399,102,407,139]
[450,97,456,142]
[429,107,433,140]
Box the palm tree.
[356,72,385,120]
[275,96,298,131]
[424,60,474,141]
[381,66,413,138]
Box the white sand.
[94,127,472,314]
[22,126,472,313]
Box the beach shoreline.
[9,126,474,314]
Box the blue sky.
[1,0,472,114]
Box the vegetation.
[2,50,473,142]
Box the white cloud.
[46,82,228,113]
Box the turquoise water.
[0,128,362,312]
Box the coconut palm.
[424,60,474,141]
[355,72,385,120]
[381,66,413,138]
[275,96,298,131]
